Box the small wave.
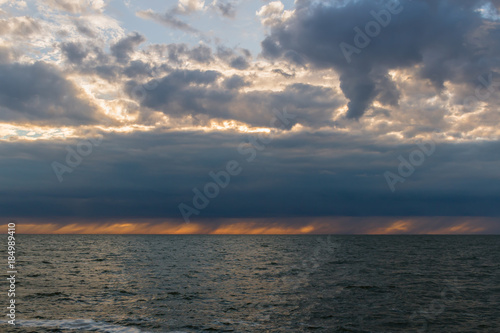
[345,285,378,290]
[25,292,69,299]
[0,319,186,333]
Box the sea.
[1,235,499,332]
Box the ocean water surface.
[1,235,499,332]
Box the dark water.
[1,235,499,332]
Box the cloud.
[2,130,500,221]
[272,68,294,78]
[1,0,500,232]
[257,1,284,18]
[73,18,97,37]
[176,0,205,14]
[125,69,224,118]
[211,0,237,18]
[261,0,500,119]
[123,60,153,78]
[257,1,293,26]
[110,32,146,64]
[44,0,107,14]
[189,44,213,63]
[60,41,90,64]
[223,74,250,90]
[0,45,11,63]
[136,9,199,33]
[0,16,42,37]
[229,55,249,69]
[216,45,252,69]
[0,0,27,10]
[126,69,340,128]
[0,61,109,126]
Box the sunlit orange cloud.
[365,218,493,235]
[210,223,316,235]
[426,222,487,235]
[0,221,321,235]
[367,220,413,234]
[1,222,208,235]
[1,217,498,234]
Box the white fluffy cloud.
[257,1,293,26]
[177,0,205,14]
[43,0,107,14]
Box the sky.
[1,0,500,234]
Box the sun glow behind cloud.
[4,217,498,235]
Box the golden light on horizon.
[367,220,412,234]
[1,221,319,235]
[1,218,494,235]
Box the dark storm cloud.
[110,32,146,64]
[261,0,500,119]
[0,61,109,126]
[2,131,500,221]
[127,70,340,128]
